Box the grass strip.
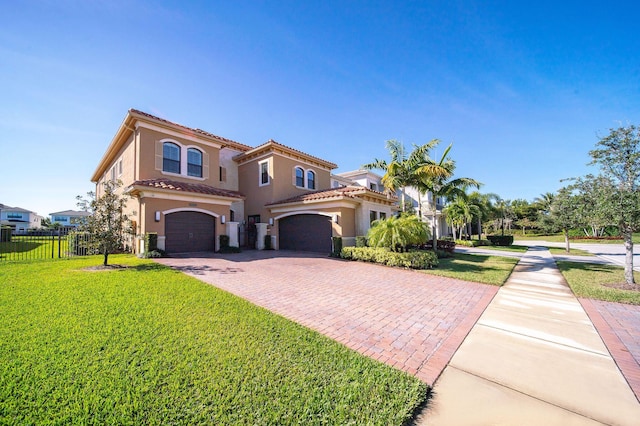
[0,255,427,425]
[556,261,640,305]
[424,253,519,285]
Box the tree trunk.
[622,227,636,285]
[452,226,457,241]
[417,192,422,219]
[431,206,438,252]
[564,229,570,253]
[477,217,482,240]
[401,188,406,213]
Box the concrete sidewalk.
[421,247,640,425]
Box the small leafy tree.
[589,124,640,285]
[548,186,583,253]
[367,215,430,252]
[76,180,133,266]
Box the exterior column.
[255,223,268,250]
[226,222,240,247]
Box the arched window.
[163,142,180,174]
[187,148,203,177]
[295,167,304,187]
[307,170,316,189]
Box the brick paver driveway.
[156,250,498,384]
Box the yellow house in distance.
[91,109,396,255]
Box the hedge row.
[340,247,438,269]
[455,239,491,247]
[487,235,514,246]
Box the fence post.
[51,232,54,259]
[58,231,61,258]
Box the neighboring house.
[49,210,92,228]
[0,204,43,232]
[91,109,396,254]
[334,170,450,239]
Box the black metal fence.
[0,229,91,262]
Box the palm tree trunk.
[431,205,438,251]
[477,217,482,240]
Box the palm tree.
[363,139,442,212]
[467,191,499,240]
[367,214,430,252]
[443,197,479,240]
[533,192,555,215]
[416,146,481,250]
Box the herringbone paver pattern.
[157,251,497,384]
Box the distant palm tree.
[534,192,555,215]
[363,139,442,212]
[416,146,481,250]
[468,191,499,240]
[443,197,479,240]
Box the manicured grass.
[423,253,519,285]
[513,233,640,244]
[0,235,69,260]
[547,247,592,256]
[0,255,427,425]
[557,261,640,305]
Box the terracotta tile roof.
[234,139,338,169]
[266,186,395,206]
[130,178,245,199]
[129,109,252,151]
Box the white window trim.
[293,165,305,188]
[259,159,270,187]
[292,165,317,189]
[160,138,206,181]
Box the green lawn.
[0,255,427,425]
[0,235,69,260]
[556,261,640,305]
[513,233,640,244]
[424,253,519,285]
[475,245,529,253]
[547,247,592,256]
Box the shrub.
[367,215,430,252]
[145,232,158,252]
[219,234,230,249]
[340,247,438,269]
[331,237,343,257]
[1,226,11,242]
[421,239,456,253]
[455,239,491,247]
[487,235,514,246]
[355,236,368,247]
[140,249,166,258]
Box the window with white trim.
[187,148,203,177]
[370,210,377,225]
[259,160,270,186]
[295,167,304,187]
[163,142,181,174]
[306,170,316,189]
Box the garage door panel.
[279,214,331,253]
[165,211,215,253]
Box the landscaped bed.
[0,255,427,424]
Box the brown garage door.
[165,211,215,254]
[279,214,332,253]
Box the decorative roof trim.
[233,139,337,170]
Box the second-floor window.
[295,167,304,187]
[187,148,203,177]
[259,160,270,186]
[163,142,181,174]
[307,170,316,189]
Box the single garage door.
[279,214,332,253]
[165,211,215,254]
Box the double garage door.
[165,211,215,254]
[278,214,332,253]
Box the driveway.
[156,250,498,384]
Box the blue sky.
[1,0,639,217]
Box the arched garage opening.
[165,211,216,254]
[278,214,332,253]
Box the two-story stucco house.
[334,169,450,239]
[0,204,43,232]
[49,210,91,229]
[91,109,396,254]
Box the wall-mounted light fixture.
[221,215,226,224]
[332,214,339,224]
[155,211,161,222]
[268,218,274,226]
